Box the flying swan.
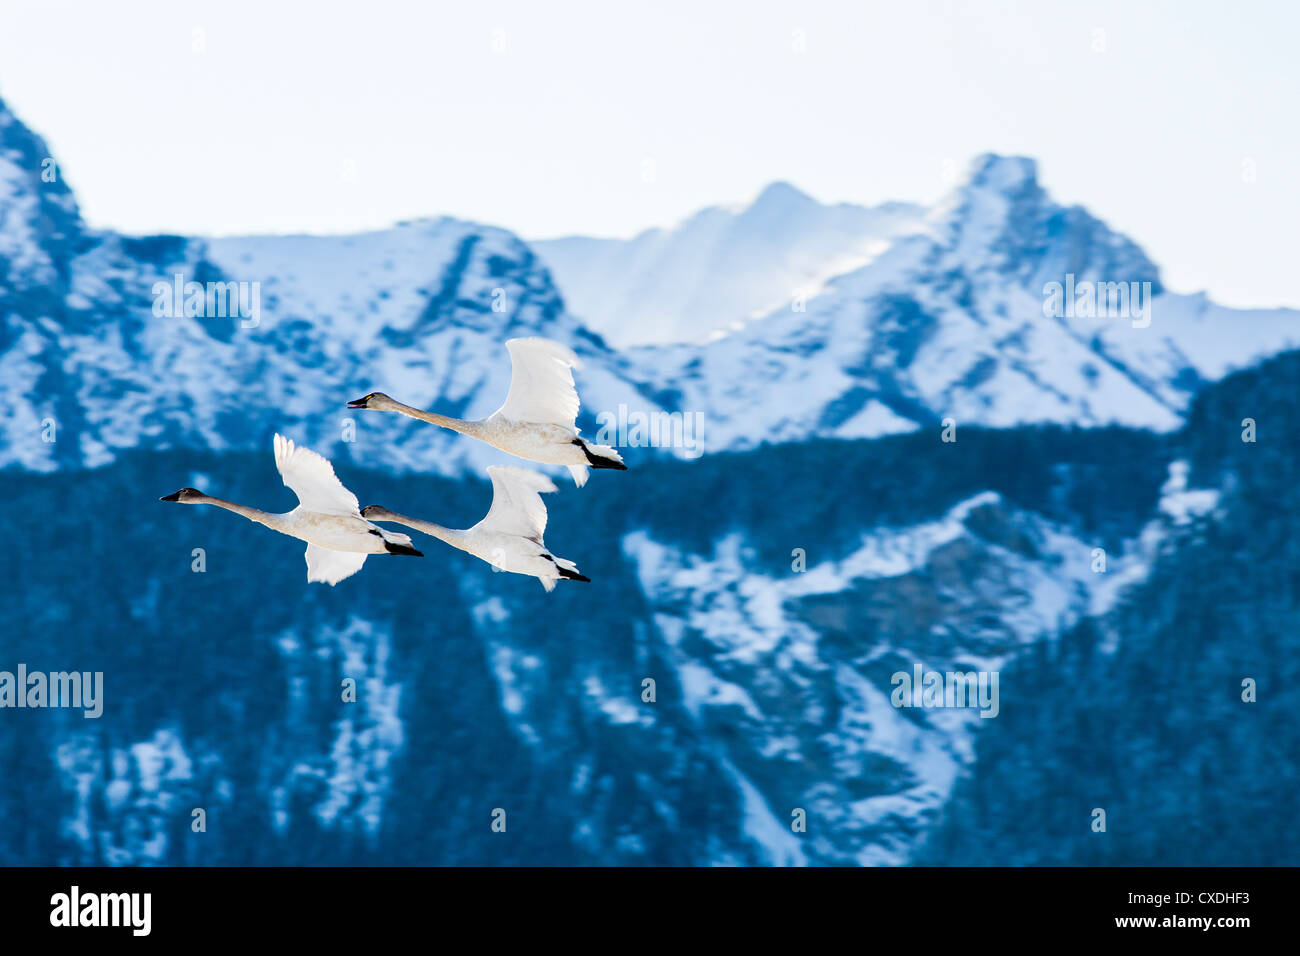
[160,433,423,585]
[361,465,590,591]
[347,336,626,486]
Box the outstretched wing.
[274,433,360,516]
[476,465,557,541]
[304,544,368,585]
[494,337,582,428]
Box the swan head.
[360,504,397,521]
[160,487,205,503]
[347,391,397,411]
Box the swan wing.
[494,337,582,428]
[478,465,557,540]
[304,544,368,585]
[274,433,361,516]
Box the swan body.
[160,434,422,585]
[362,465,589,591]
[348,336,627,486]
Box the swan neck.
[393,401,482,437]
[201,496,283,529]
[385,513,464,550]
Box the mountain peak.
[749,180,815,211]
[0,91,84,290]
[924,152,1161,292]
[927,153,1047,233]
[964,153,1040,193]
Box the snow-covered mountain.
[533,184,923,348]
[625,155,1300,450]
[616,490,1113,864]
[0,101,82,294]
[5,407,1250,865]
[0,97,663,480]
[2,212,665,479]
[4,90,1298,868]
[3,94,1298,476]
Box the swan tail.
[384,540,424,557]
[543,551,590,585]
[552,554,590,583]
[380,529,423,557]
[566,464,589,487]
[575,438,627,471]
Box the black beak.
[347,397,368,409]
[160,491,182,501]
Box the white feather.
[305,544,369,586]
[274,433,361,516]
[161,434,421,586]
[354,337,624,486]
[494,337,582,428]
[476,465,557,540]
[365,465,586,591]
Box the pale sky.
[1,0,1297,308]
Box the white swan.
[347,336,626,486]
[361,465,590,591]
[160,433,423,585]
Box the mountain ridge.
[619,153,1298,450]
[2,96,1297,478]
